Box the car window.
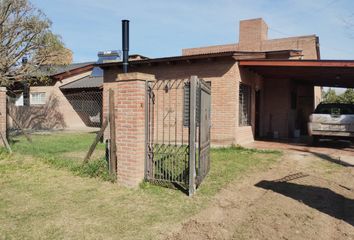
[314,104,354,115]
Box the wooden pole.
[189,76,197,196]
[7,108,32,143]
[109,89,117,178]
[83,118,108,164]
[0,131,12,154]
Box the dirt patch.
[165,150,354,240]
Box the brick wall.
[104,59,239,146]
[297,85,315,135]
[235,68,263,144]
[259,79,315,138]
[239,18,268,51]
[149,80,189,145]
[103,73,155,187]
[261,78,293,138]
[102,18,321,147]
[314,86,322,107]
[180,17,319,141]
[182,43,238,56]
[261,36,318,59]
[182,18,319,60]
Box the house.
[8,61,102,131]
[7,51,150,132]
[10,18,354,147]
[99,18,326,145]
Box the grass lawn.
[0,132,281,239]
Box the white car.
[308,103,354,144]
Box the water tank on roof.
[92,50,122,77]
[96,50,121,64]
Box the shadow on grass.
[255,180,354,227]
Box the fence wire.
[7,90,102,134]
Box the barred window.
[239,83,251,126]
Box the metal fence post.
[189,76,198,196]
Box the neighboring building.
[7,51,148,132]
[8,62,102,131]
[100,18,354,146]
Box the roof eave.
[51,64,95,81]
[98,49,304,69]
[97,51,280,69]
[239,59,354,68]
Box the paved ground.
[165,140,354,240]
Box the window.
[15,93,24,106]
[183,81,212,127]
[30,92,46,105]
[239,83,251,126]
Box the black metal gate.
[196,80,211,187]
[146,76,211,195]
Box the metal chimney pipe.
[122,20,129,73]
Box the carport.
[239,59,354,139]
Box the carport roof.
[239,59,354,88]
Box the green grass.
[10,132,113,181]
[151,144,189,186]
[0,132,281,239]
[198,145,281,196]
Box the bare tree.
[0,0,72,86]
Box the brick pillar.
[104,72,155,187]
[0,87,6,146]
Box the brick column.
[0,87,6,146]
[104,72,155,187]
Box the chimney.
[122,20,129,73]
[239,18,268,51]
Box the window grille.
[239,83,251,126]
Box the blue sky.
[31,0,354,63]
